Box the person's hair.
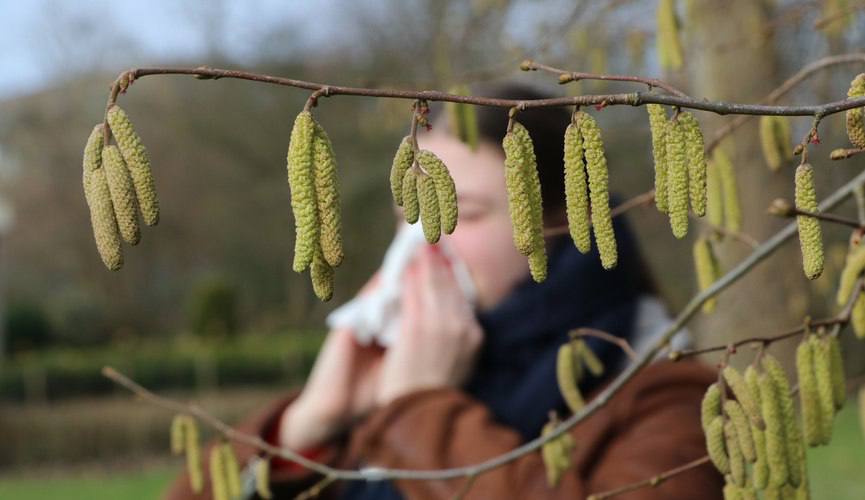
[432,82,571,222]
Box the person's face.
[408,129,531,311]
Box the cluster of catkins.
[389,137,459,244]
[81,106,160,270]
[555,338,605,414]
[845,73,865,149]
[286,111,344,301]
[171,414,273,500]
[540,413,576,487]
[647,104,707,239]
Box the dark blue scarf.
[341,215,645,499]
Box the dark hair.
[432,83,571,223]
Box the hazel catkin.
[796,339,824,447]
[693,237,719,313]
[706,415,730,474]
[724,400,757,463]
[557,341,585,413]
[811,335,836,444]
[503,122,545,277]
[170,414,185,455]
[646,104,669,213]
[723,366,764,430]
[762,354,802,488]
[656,0,684,70]
[758,370,790,488]
[209,444,228,500]
[794,164,824,280]
[679,112,707,217]
[183,417,203,494]
[579,112,618,269]
[312,122,344,268]
[417,172,441,244]
[106,105,159,226]
[759,116,792,171]
[390,136,414,207]
[311,249,334,302]
[714,148,742,233]
[724,420,746,487]
[845,73,865,148]
[827,335,846,409]
[852,294,865,339]
[255,457,273,499]
[701,382,722,431]
[401,168,420,224]
[665,117,689,238]
[836,243,865,306]
[221,443,242,499]
[417,150,458,235]
[83,124,103,174]
[287,111,319,273]
[83,162,123,271]
[102,145,141,246]
[563,119,591,254]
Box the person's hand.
[376,245,483,406]
[279,276,384,450]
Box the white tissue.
[326,223,477,347]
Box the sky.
[0,0,362,99]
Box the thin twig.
[586,455,711,500]
[571,328,637,362]
[830,147,865,160]
[294,475,337,500]
[769,202,865,230]
[521,60,688,97]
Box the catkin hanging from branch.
[846,73,865,148]
[556,341,585,413]
[255,458,273,499]
[106,105,160,226]
[796,338,825,447]
[540,415,576,487]
[656,0,684,70]
[679,111,707,217]
[646,104,669,213]
[563,117,591,254]
[287,111,319,273]
[714,147,742,233]
[836,243,865,306]
[759,116,793,171]
[579,112,618,269]
[705,416,729,474]
[417,150,459,235]
[665,116,689,238]
[794,163,824,280]
[417,172,442,244]
[390,136,414,207]
[82,125,123,271]
[724,400,757,463]
[102,145,141,246]
[446,84,479,151]
[762,354,802,488]
[693,237,720,313]
[811,335,837,443]
[402,168,420,224]
[312,122,344,268]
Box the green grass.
[0,463,176,500]
[808,400,865,500]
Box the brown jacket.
[164,360,724,499]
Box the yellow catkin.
[447,84,479,151]
[701,383,722,431]
[679,112,707,216]
[656,0,684,70]
[665,117,689,239]
[183,417,203,494]
[723,482,742,500]
[575,339,604,377]
[390,136,414,207]
[83,124,104,174]
[556,342,585,413]
[763,354,802,488]
[707,416,730,474]
[541,420,573,487]
[693,237,719,313]
[646,104,669,213]
[811,336,835,444]
[852,294,865,339]
[170,414,185,455]
[563,119,591,254]
[723,366,764,430]
[106,105,159,226]
[579,113,617,269]
[758,370,789,488]
[102,145,141,245]
[221,443,242,499]
[417,173,441,244]
[417,150,458,235]
[845,73,865,148]
[759,116,792,171]
[83,165,124,271]
[725,420,747,487]
[836,243,865,306]
[752,424,769,490]
[287,111,319,273]
[511,122,545,252]
[209,445,228,500]
[724,400,757,463]
[503,124,543,256]
[528,247,548,283]
[714,148,742,233]
[796,339,824,447]
[795,164,824,280]
[311,249,334,302]
[827,336,846,409]
[255,458,273,499]
[706,159,724,229]
[402,168,420,224]
[312,122,343,268]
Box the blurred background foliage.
[0,0,864,498]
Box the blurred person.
[165,84,723,499]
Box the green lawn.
[0,402,862,499]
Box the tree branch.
[586,455,711,500]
